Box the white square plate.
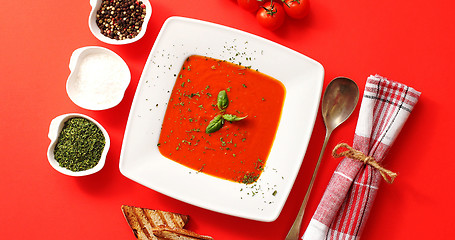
[119,17,324,222]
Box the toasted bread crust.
[152,226,214,240]
[121,205,190,240]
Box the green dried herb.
[53,117,105,172]
[241,172,259,184]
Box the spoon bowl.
[285,77,359,240]
[322,77,360,131]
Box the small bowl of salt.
[66,46,130,110]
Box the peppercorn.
[96,0,146,40]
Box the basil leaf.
[217,90,229,110]
[206,114,224,133]
[222,114,247,122]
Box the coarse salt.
[72,51,129,109]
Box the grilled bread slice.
[121,205,190,240]
[152,226,214,240]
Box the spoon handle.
[285,129,332,240]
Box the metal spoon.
[285,77,359,240]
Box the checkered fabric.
[302,75,421,240]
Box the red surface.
[1,0,453,239]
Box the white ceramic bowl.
[66,46,130,110]
[47,113,110,176]
[119,17,324,222]
[88,0,152,45]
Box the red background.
[1,0,453,239]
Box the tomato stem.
[260,1,278,16]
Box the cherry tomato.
[237,0,263,12]
[256,2,286,30]
[282,0,310,19]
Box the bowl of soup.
[119,17,324,222]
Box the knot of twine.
[332,143,397,184]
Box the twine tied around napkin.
[332,143,397,184]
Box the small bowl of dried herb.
[88,0,152,45]
[47,113,110,176]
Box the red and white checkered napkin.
[302,75,421,240]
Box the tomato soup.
[158,55,285,184]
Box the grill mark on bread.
[133,207,154,239]
[169,214,179,228]
[121,205,190,240]
[162,211,179,228]
[142,209,189,229]
[141,209,158,240]
[121,205,150,240]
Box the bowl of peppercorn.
[88,0,152,45]
[47,113,110,176]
